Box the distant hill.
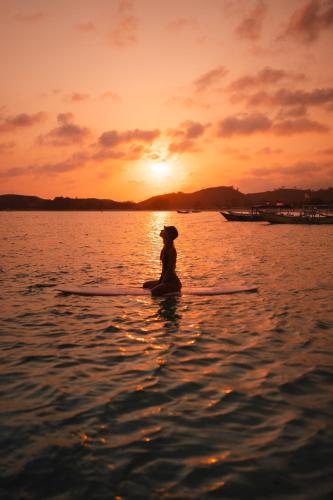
[137,186,247,209]
[0,194,46,210]
[0,195,135,211]
[1,186,333,210]
[246,188,333,206]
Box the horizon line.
[1,184,333,204]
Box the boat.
[177,210,190,214]
[261,211,333,224]
[220,209,263,222]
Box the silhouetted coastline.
[1,186,333,211]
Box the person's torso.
[160,246,178,277]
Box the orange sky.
[1,0,333,201]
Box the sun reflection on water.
[148,211,172,242]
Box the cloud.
[168,139,198,154]
[38,113,91,146]
[235,0,267,41]
[257,147,283,154]
[1,124,152,179]
[0,166,28,178]
[14,12,43,22]
[35,152,90,174]
[251,161,326,177]
[167,96,211,110]
[92,126,160,164]
[238,86,333,112]
[100,91,121,101]
[229,67,306,92]
[98,128,160,148]
[272,87,333,107]
[64,92,90,103]
[0,141,16,153]
[276,105,308,119]
[217,113,272,137]
[319,147,333,154]
[0,152,90,179]
[168,120,209,140]
[110,0,139,47]
[75,22,96,32]
[194,65,228,93]
[166,18,198,33]
[217,112,329,137]
[282,0,333,43]
[92,150,126,161]
[273,117,329,134]
[167,120,210,154]
[93,143,145,162]
[0,112,46,134]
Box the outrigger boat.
[220,208,263,222]
[261,208,333,224]
[261,212,333,224]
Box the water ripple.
[1,212,333,498]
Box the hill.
[137,186,247,209]
[0,195,135,211]
[1,186,333,210]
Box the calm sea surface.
[1,211,333,499]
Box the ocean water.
[0,211,333,499]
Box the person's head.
[160,225,178,243]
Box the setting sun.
[149,161,170,180]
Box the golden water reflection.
[148,211,172,242]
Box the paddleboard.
[56,285,258,296]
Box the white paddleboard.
[56,285,258,296]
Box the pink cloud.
[98,128,160,148]
[38,114,91,146]
[0,112,47,134]
[0,141,16,153]
[64,92,90,103]
[282,0,333,43]
[36,152,90,174]
[0,151,90,178]
[75,22,96,32]
[217,112,329,137]
[168,96,211,111]
[272,87,333,107]
[92,144,145,162]
[236,87,333,115]
[0,166,29,178]
[92,150,125,161]
[100,91,121,101]
[229,67,306,92]
[235,0,267,41]
[168,120,209,140]
[276,105,308,119]
[251,161,326,177]
[217,113,272,137]
[166,18,198,33]
[272,117,329,135]
[168,139,198,154]
[319,147,333,154]
[14,12,43,22]
[194,65,228,93]
[257,147,283,154]
[167,120,210,154]
[110,0,139,47]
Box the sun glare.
[149,161,170,181]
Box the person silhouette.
[143,225,182,296]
